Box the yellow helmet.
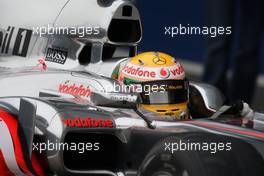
[118,51,189,120]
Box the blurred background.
[136,0,264,111]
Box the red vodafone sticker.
[159,68,170,78]
[61,117,113,128]
[122,64,156,79]
[170,65,185,76]
[121,63,185,80]
[58,82,92,97]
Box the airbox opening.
[108,19,141,43]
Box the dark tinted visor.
[139,79,189,105]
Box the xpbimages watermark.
[33,140,100,154]
[112,82,166,95]
[32,24,100,37]
[164,140,232,154]
[164,24,232,38]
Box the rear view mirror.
[189,82,225,118]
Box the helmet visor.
[139,80,189,105]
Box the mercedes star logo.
[153,55,166,65]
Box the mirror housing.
[189,82,225,118]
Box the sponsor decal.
[58,81,92,97]
[118,74,125,82]
[37,58,47,70]
[45,47,67,64]
[122,63,185,80]
[152,55,166,65]
[61,116,113,128]
[122,64,156,79]
[159,68,170,78]
[169,65,185,77]
[0,26,32,57]
[106,92,138,102]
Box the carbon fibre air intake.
[18,98,38,175]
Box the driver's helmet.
[117,51,189,120]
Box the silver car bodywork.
[2,1,264,176]
[0,0,141,77]
[0,79,263,175]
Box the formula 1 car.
[1,0,264,176]
[0,68,264,176]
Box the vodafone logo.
[122,63,185,80]
[118,74,125,82]
[159,68,170,78]
[122,64,156,79]
[170,65,185,77]
[59,82,92,97]
[158,66,184,79]
[61,117,113,128]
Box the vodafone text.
[122,65,184,79]
[59,82,92,97]
[61,117,113,128]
